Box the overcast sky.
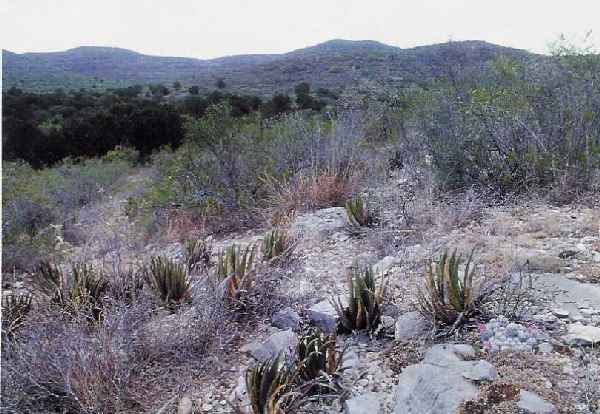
[2,0,599,58]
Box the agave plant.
[147,256,191,309]
[33,261,108,321]
[262,228,295,262]
[216,243,256,301]
[296,328,339,382]
[333,265,385,333]
[1,294,32,339]
[246,353,291,414]
[33,260,65,302]
[345,195,374,227]
[185,238,212,273]
[70,263,109,320]
[417,249,477,325]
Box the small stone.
[177,395,193,414]
[563,323,600,346]
[517,390,557,413]
[373,255,400,275]
[357,378,369,387]
[344,392,381,413]
[558,250,578,259]
[394,311,429,342]
[271,307,301,331]
[538,342,553,354]
[201,403,213,412]
[307,299,341,333]
[552,308,570,318]
[241,329,298,362]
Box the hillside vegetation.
[2,38,600,414]
[3,39,536,94]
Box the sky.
[1,0,599,58]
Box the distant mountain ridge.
[2,39,538,94]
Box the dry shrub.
[165,208,205,241]
[263,167,358,224]
[1,302,148,413]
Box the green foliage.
[345,195,374,227]
[33,261,108,321]
[1,294,33,339]
[101,145,139,165]
[185,238,212,273]
[245,353,291,414]
[147,256,191,309]
[334,265,384,333]
[2,158,132,270]
[417,249,477,325]
[296,328,339,381]
[216,244,256,301]
[261,228,295,262]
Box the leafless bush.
[1,301,149,413]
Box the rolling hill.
[2,39,538,94]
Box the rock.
[558,250,578,259]
[271,307,301,331]
[381,315,395,330]
[340,347,361,379]
[291,207,347,241]
[241,329,298,362]
[393,344,497,414]
[344,392,381,413]
[229,375,251,413]
[552,308,570,318]
[538,342,554,354]
[373,256,400,275]
[563,323,600,346]
[307,299,340,333]
[394,311,429,342]
[177,395,193,414]
[517,390,557,414]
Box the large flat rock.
[393,344,497,414]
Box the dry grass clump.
[333,264,385,333]
[1,294,33,340]
[184,238,212,273]
[1,302,150,413]
[263,167,358,224]
[417,249,482,328]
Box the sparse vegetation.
[185,238,212,273]
[33,261,108,322]
[262,228,295,262]
[417,249,479,326]
[334,264,385,333]
[216,243,257,302]
[296,328,340,381]
[1,294,33,340]
[345,195,374,227]
[147,256,191,309]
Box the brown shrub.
[263,167,358,224]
